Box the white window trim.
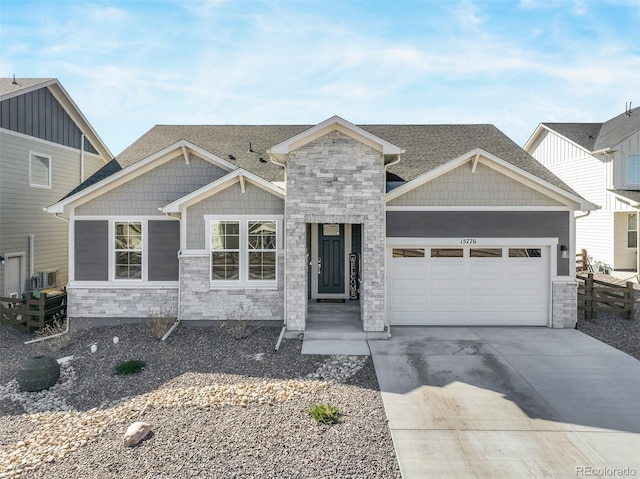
[29,151,52,189]
[205,215,282,289]
[108,219,148,283]
[624,152,640,188]
[628,212,638,249]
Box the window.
[211,221,240,280]
[207,216,280,285]
[626,154,640,185]
[431,248,463,258]
[628,214,637,248]
[114,222,143,279]
[470,248,502,258]
[509,248,542,258]
[29,152,51,188]
[393,248,425,258]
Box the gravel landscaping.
[0,323,401,479]
[576,273,640,360]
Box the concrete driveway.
[369,327,640,479]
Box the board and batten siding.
[612,130,640,194]
[386,211,571,276]
[75,155,229,216]
[387,162,564,207]
[529,129,591,166]
[0,87,98,154]
[73,219,180,281]
[0,130,105,291]
[186,181,284,249]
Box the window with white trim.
[628,213,637,248]
[29,152,51,188]
[626,153,640,186]
[114,221,143,280]
[207,216,280,286]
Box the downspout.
[160,211,182,342]
[80,134,86,182]
[382,153,403,339]
[29,235,35,286]
[270,152,288,351]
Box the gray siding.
[0,87,98,153]
[74,221,108,280]
[388,162,564,207]
[148,220,180,281]
[0,131,106,292]
[75,155,229,216]
[387,211,571,275]
[186,181,284,249]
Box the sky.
[1,0,639,157]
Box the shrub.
[309,403,341,425]
[34,317,73,353]
[114,360,146,375]
[221,304,259,340]
[146,306,176,339]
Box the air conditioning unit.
[36,270,58,289]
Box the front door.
[317,224,345,295]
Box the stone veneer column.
[551,280,577,328]
[284,131,386,332]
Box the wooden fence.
[576,273,635,319]
[0,291,67,332]
[576,248,589,272]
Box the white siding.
[575,210,614,267]
[612,130,640,193]
[528,130,591,167]
[0,130,107,291]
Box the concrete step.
[304,320,389,341]
[306,312,361,322]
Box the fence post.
[625,281,634,319]
[585,273,594,319]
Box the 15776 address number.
[460,238,477,245]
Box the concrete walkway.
[369,327,640,479]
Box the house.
[524,106,640,274]
[0,78,112,299]
[47,116,595,334]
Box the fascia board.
[270,115,403,156]
[609,191,640,208]
[523,124,544,152]
[162,169,285,213]
[47,82,114,161]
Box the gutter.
[269,151,288,351]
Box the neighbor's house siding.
[186,181,284,249]
[387,162,564,207]
[387,211,571,276]
[75,154,228,216]
[0,129,104,293]
[0,87,98,153]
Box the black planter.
[16,356,61,392]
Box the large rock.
[16,356,61,392]
[123,421,152,447]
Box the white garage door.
[387,244,549,326]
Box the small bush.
[146,306,176,339]
[222,304,259,340]
[309,403,341,425]
[114,360,146,375]
[35,317,73,353]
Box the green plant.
[114,359,146,375]
[309,403,341,425]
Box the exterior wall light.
[560,245,569,259]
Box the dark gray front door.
[318,224,345,294]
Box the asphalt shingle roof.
[114,123,579,196]
[609,189,640,204]
[541,106,640,152]
[0,78,53,97]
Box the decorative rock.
[113,336,119,345]
[90,344,97,353]
[123,421,152,447]
[16,356,61,392]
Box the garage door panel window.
[509,248,541,257]
[431,248,463,258]
[470,248,502,258]
[393,248,425,258]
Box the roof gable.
[268,115,403,161]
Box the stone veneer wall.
[284,130,386,332]
[68,287,179,319]
[179,253,284,321]
[551,280,577,328]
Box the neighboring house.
[47,116,595,334]
[0,78,112,299]
[525,106,640,273]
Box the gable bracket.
[181,145,190,165]
[471,153,480,173]
[239,174,246,193]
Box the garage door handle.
[317,258,322,275]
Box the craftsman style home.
[525,106,640,273]
[48,116,595,334]
[0,78,112,299]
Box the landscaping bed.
[576,273,640,361]
[0,323,400,479]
